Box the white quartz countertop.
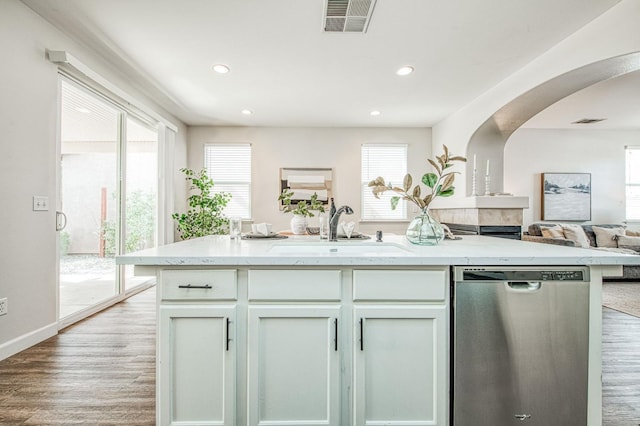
[116,234,640,267]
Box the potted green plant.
[172,168,232,239]
[368,145,466,245]
[278,189,325,234]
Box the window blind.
[204,144,252,219]
[361,144,407,220]
[626,146,640,221]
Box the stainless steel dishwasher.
[452,266,590,425]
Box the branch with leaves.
[172,168,232,239]
[368,145,466,210]
[278,189,326,217]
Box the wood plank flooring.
[602,307,640,426]
[0,286,638,425]
[0,289,156,425]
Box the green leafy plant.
[172,168,232,239]
[60,231,71,256]
[368,145,467,210]
[278,189,325,217]
[101,190,156,256]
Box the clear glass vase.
[406,208,445,245]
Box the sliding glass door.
[58,78,158,322]
[123,117,158,292]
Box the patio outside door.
[58,78,158,322]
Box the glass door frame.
[56,74,162,328]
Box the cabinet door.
[247,306,341,426]
[353,306,447,426]
[159,305,235,426]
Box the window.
[361,144,407,220]
[626,146,640,221]
[204,144,252,219]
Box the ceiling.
[522,68,640,130]
[22,0,637,129]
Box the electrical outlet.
[33,196,49,211]
[0,298,7,316]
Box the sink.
[267,242,411,256]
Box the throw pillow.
[540,224,565,239]
[626,230,640,237]
[561,224,591,248]
[616,234,640,253]
[592,226,625,248]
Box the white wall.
[505,128,640,231]
[186,127,431,235]
[433,0,640,197]
[0,1,187,359]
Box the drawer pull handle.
[178,284,212,289]
[334,318,338,352]
[226,317,231,351]
[359,318,364,351]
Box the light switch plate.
[33,195,49,211]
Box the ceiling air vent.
[324,0,377,33]
[572,118,607,124]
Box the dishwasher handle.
[507,281,541,291]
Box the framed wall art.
[541,172,591,221]
[279,167,333,208]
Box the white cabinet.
[247,306,341,426]
[157,267,448,426]
[352,269,448,426]
[157,269,238,426]
[353,306,447,426]
[159,305,236,426]
[246,269,342,426]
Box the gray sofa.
[522,223,640,280]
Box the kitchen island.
[117,234,639,426]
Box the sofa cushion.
[540,224,565,239]
[581,224,624,247]
[561,224,590,248]
[528,223,544,237]
[616,234,640,253]
[592,226,625,248]
[626,230,640,237]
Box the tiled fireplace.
[430,196,529,240]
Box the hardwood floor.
[0,287,638,425]
[0,288,156,425]
[602,307,640,426]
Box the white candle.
[473,154,477,170]
[486,159,490,175]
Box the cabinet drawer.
[353,269,446,301]
[248,270,341,301]
[161,270,237,301]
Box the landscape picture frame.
[541,172,592,221]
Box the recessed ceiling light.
[370,110,381,116]
[396,66,414,76]
[75,107,91,114]
[213,64,230,74]
[241,109,253,115]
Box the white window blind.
[361,144,407,220]
[626,146,640,221]
[204,144,252,219]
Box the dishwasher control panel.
[457,266,589,282]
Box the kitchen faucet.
[328,199,353,241]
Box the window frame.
[625,145,640,222]
[361,144,408,221]
[203,143,252,220]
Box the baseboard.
[0,322,58,361]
